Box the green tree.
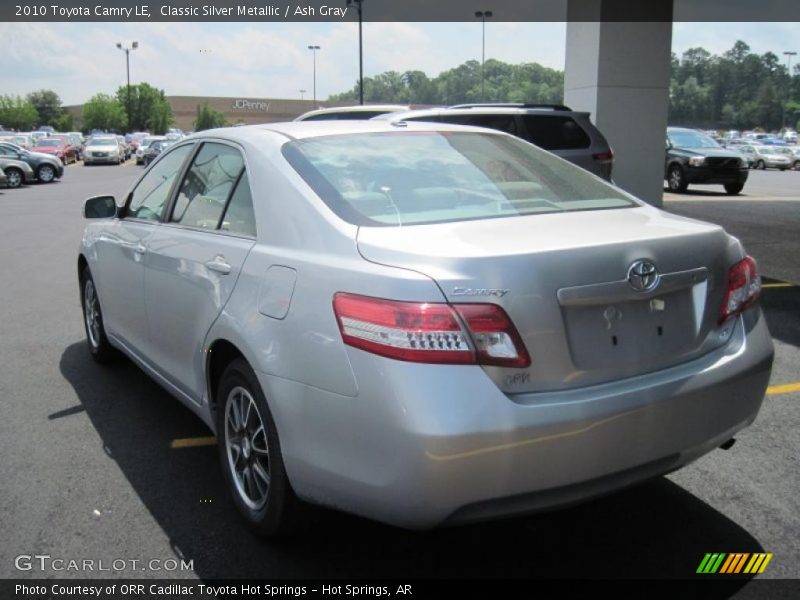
[26,89,63,126]
[82,94,127,132]
[194,103,227,131]
[116,82,173,133]
[0,95,39,130]
[53,113,74,132]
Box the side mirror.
[83,195,118,219]
[665,139,672,150]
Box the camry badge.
[627,260,659,292]
[452,287,510,298]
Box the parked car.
[116,135,132,160]
[750,145,792,170]
[788,146,800,170]
[0,141,64,183]
[665,127,748,194]
[0,157,37,188]
[378,104,615,180]
[0,168,6,189]
[735,144,760,168]
[135,136,165,165]
[33,136,78,164]
[295,104,411,121]
[141,139,173,166]
[29,131,48,145]
[83,136,125,165]
[78,121,773,534]
[10,134,34,150]
[783,130,798,144]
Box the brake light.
[333,293,530,367]
[719,256,761,324]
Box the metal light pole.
[116,41,138,132]
[308,45,320,105]
[475,11,493,101]
[346,0,364,105]
[784,51,797,129]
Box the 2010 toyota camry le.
[78,121,773,534]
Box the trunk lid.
[357,206,737,393]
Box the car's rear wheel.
[37,164,56,183]
[793,160,800,171]
[216,358,303,536]
[724,183,744,195]
[756,160,766,170]
[4,167,23,188]
[667,165,688,193]
[80,267,117,363]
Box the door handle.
[205,256,232,275]
[134,243,147,255]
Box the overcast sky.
[1,21,798,105]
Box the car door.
[142,141,257,402]
[92,143,195,355]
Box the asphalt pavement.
[0,161,797,587]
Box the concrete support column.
[565,1,673,206]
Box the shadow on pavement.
[60,340,762,587]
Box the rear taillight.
[719,256,761,324]
[333,293,530,367]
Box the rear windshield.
[282,131,635,227]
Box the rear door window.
[520,115,591,150]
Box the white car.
[83,136,124,165]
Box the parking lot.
[0,161,797,584]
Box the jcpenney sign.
[232,99,270,111]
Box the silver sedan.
[78,121,773,534]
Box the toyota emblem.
[628,260,659,292]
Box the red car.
[33,136,77,164]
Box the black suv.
[378,103,615,180]
[665,127,748,195]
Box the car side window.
[521,115,591,150]
[127,144,193,221]
[171,143,244,230]
[439,114,518,135]
[220,173,257,237]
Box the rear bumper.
[261,310,772,529]
[684,166,749,185]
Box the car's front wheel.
[724,183,744,195]
[755,160,766,170]
[667,164,688,193]
[37,164,56,183]
[80,267,117,363]
[216,358,303,536]
[4,167,23,188]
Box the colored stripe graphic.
[699,553,773,574]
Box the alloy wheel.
[38,165,55,182]
[83,279,101,349]
[224,386,271,510]
[6,169,22,188]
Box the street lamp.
[307,45,321,105]
[784,51,797,129]
[299,89,307,100]
[116,41,138,132]
[475,10,493,101]
[346,0,364,105]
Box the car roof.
[378,106,587,121]
[186,119,513,144]
[294,104,411,120]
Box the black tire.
[667,164,688,193]
[216,358,304,536]
[79,267,117,363]
[793,160,800,171]
[4,167,23,189]
[37,164,56,183]
[724,183,744,195]
[756,160,766,170]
